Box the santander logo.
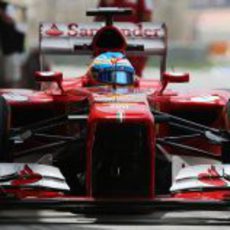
[45,24,63,37]
[44,23,162,38]
[198,165,227,187]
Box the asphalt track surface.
[1,65,230,229]
[1,210,230,229]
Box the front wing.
[1,164,230,213]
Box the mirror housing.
[163,72,189,83]
[35,71,64,93]
[159,72,189,95]
[35,71,63,83]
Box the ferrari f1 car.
[0,8,230,212]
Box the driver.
[87,52,135,86]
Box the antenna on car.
[87,7,132,26]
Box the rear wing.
[39,22,167,56]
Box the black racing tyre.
[0,96,11,162]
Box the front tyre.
[0,96,11,162]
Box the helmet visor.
[98,71,134,85]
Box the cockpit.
[88,51,135,86]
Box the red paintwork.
[86,96,155,197]
[2,75,230,202]
[92,25,127,56]
[173,190,230,201]
[45,24,64,37]
[2,188,66,199]
[1,22,230,204]
[198,165,227,187]
[11,164,43,186]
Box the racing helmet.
[88,52,135,86]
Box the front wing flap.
[0,163,69,192]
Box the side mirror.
[159,72,189,95]
[163,72,189,83]
[35,71,64,93]
[35,71,63,83]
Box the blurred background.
[0,0,230,89]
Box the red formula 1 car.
[0,8,230,212]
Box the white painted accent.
[68,115,88,120]
[172,155,220,181]
[117,111,124,123]
[0,163,69,191]
[2,93,29,102]
[171,164,230,192]
[190,95,219,102]
[39,71,56,77]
